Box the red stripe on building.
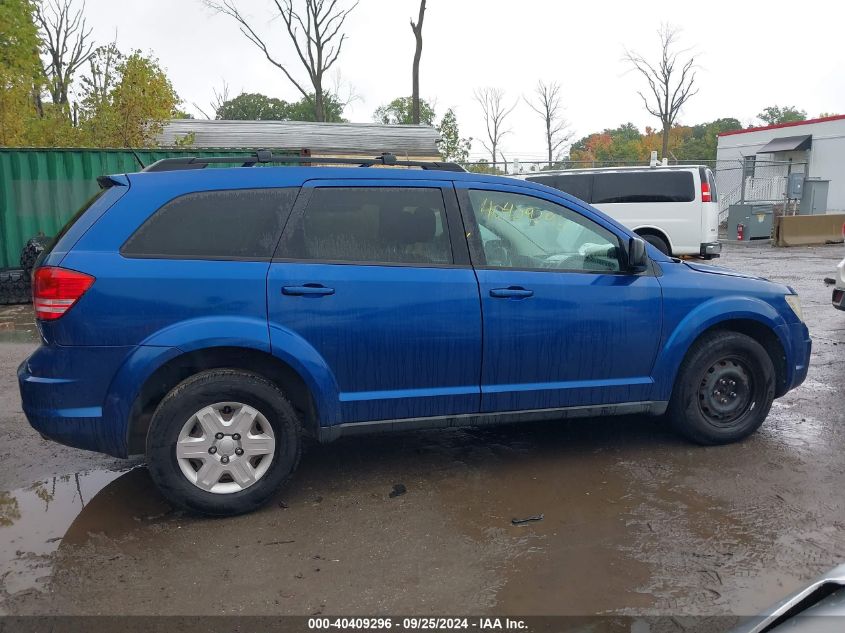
[718,114,845,137]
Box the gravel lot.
[1,243,843,617]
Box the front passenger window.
[467,190,621,272]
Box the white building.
[716,115,845,213]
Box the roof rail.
[142,151,466,173]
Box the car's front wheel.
[146,369,301,516]
[668,330,776,445]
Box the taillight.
[701,180,712,202]
[33,267,95,321]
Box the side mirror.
[625,237,648,273]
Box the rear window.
[122,188,298,259]
[592,171,695,204]
[283,187,452,265]
[526,173,592,202]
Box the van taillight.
[701,180,712,202]
[33,267,95,320]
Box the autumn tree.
[473,87,516,168]
[35,0,95,118]
[0,0,42,145]
[373,96,435,126]
[525,80,571,166]
[757,105,806,126]
[409,0,425,125]
[81,51,180,147]
[205,0,358,122]
[624,24,698,161]
[436,108,471,163]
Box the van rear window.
[592,171,695,204]
[526,173,592,202]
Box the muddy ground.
[0,243,843,617]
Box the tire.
[667,330,775,445]
[146,369,302,517]
[0,269,31,305]
[641,233,671,256]
[19,236,52,276]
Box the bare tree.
[193,81,231,120]
[624,24,698,160]
[410,0,426,125]
[473,87,516,169]
[204,0,358,122]
[524,80,571,166]
[36,0,95,112]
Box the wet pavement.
[0,243,843,616]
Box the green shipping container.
[0,148,278,269]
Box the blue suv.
[18,153,811,516]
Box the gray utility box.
[727,203,775,240]
[800,179,830,215]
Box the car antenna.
[129,148,146,170]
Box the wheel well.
[127,347,318,455]
[634,228,672,252]
[695,319,788,396]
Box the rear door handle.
[282,284,335,296]
[489,287,534,299]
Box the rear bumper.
[17,344,136,457]
[700,241,722,257]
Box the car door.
[267,179,482,426]
[455,181,663,413]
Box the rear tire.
[641,233,671,256]
[146,369,301,517]
[668,330,775,445]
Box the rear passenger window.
[122,188,297,259]
[592,172,695,203]
[287,187,452,265]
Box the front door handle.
[489,287,534,299]
[282,284,335,296]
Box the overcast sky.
[81,0,843,161]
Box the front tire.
[668,331,775,445]
[146,369,301,516]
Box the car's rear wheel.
[146,369,301,516]
[641,233,671,256]
[668,330,775,445]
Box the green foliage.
[80,51,180,147]
[0,0,42,145]
[373,97,436,125]
[216,92,345,122]
[216,93,289,120]
[436,108,471,162]
[465,159,504,175]
[757,105,806,126]
[285,93,345,122]
[673,118,742,160]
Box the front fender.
[651,295,789,401]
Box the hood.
[683,261,767,281]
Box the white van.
[518,165,721,258]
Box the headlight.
[785,294,804,322]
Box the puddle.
[0,467,162,596]
[0,305,39,344]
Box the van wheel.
[641,233,671,256]
[668,331,775,445]
[146,369,301,516]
